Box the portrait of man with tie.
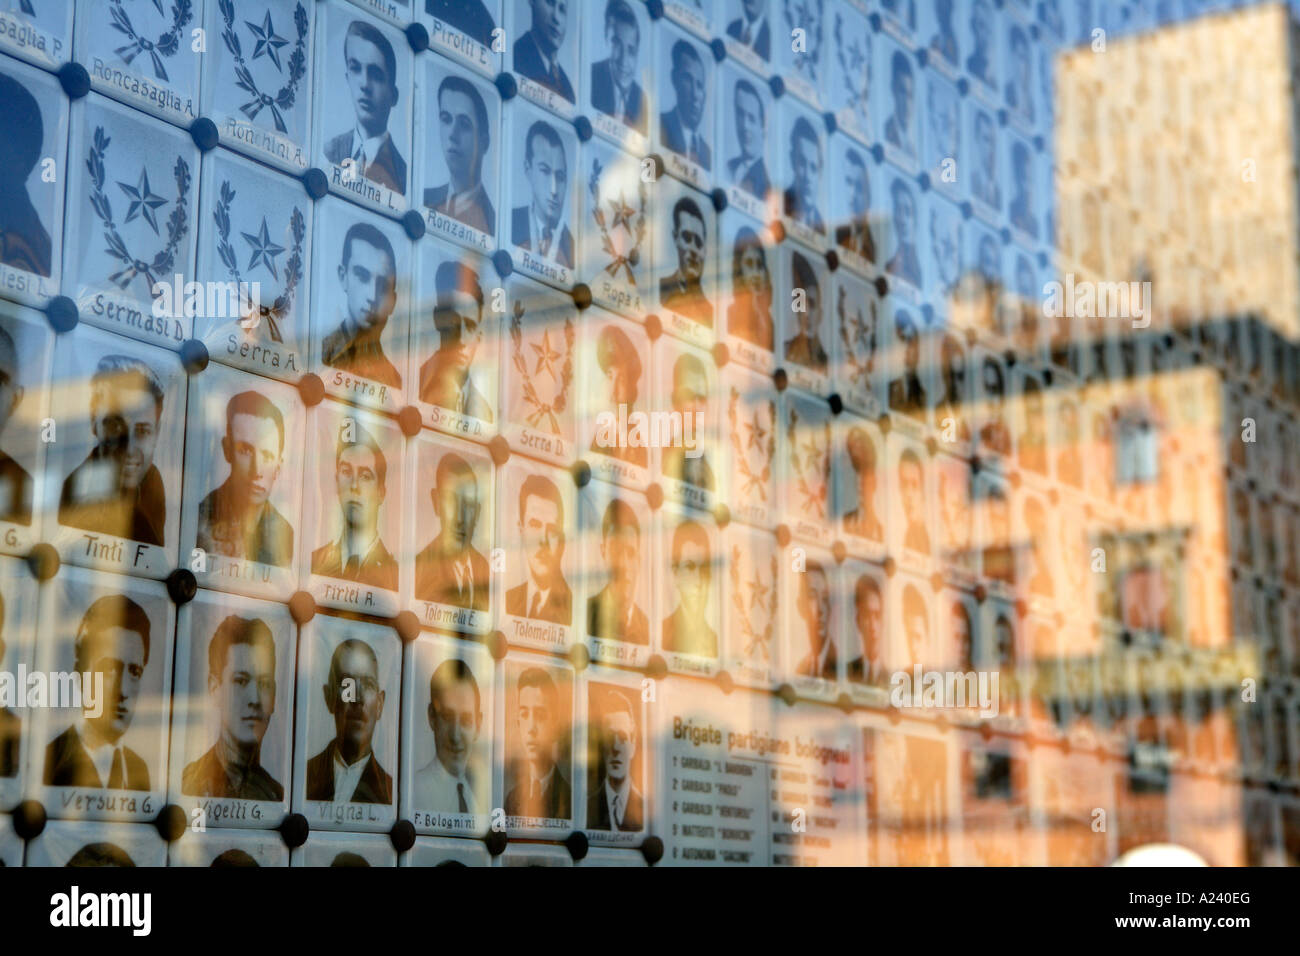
[182,615,283,801]
[306,637,392,804]
[883,49,917,160]
[413,657,483,816]
[886,178,922,288]
[587,498,649,645]
[662,518,717,658]
[586,686,643,832]
[414,451,490,612]
[591,324,647,468]
[794,560,836,680]
[842,426,884,543]
[661,352,715,492]
[783,250,828,373]
[510,119,574,268]
[504,665,571,820]
[898,448,931,556]
[590,0,647,134]
[835,147,876,264]
[419,260,494,421]
[783,116,825,234]
[505,473,572,624]
[323,19,407,195]
[659,38,711,170]
[726,77,770,200]
[311,419,399,592]
[44,595,153,791]
[846,572,884,685]
[658,195,713,327]
[196,390,294,568]
[424,73,496,237]
[513,0,575,103]
[0,70,52,278]
[888,309,927,416]
[320,221,403,391]
[0,323,33,527]
[726,0,770,60]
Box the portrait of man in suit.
[426,0,496,47]
[966,0,994,88]
[888,310,927,414]
[514,0,575,103]
[662,519,717,657]
[972,108,1001,211]
[727,78,769,200]
[324,20,406,195]
[885,178,921,287]
[45,596,152,791]
[587,687,643,831]
[843,427,883,542]
[726,0,770,59]
[659,39,711,170]
[795,560,836,679]
[504,666,570,819]
[1005,24,1034,125]
[419,260,493,420]
[836,148,876,263]
[306,638,391,804]
[505,473,572,624]
[590,0,646,134]
[661,353,715,491]
[883,50,916,159]
[659,195,712,326]
[196,391,293,567]
[0,71,51,278]
[1009,141,1039,239]
[0,325,32,526]
[846,574,883,684]
[727,226,773,350]
[899,448,930,555]
[587,498,648,645]
[591,324,647,468]
[783,116,825,233]
[413,657,482,815]
[902,583,929,668]
[182,615,283,801]
[929,0,958,68]
[0,594,18,777]
[414,453,490,611]
[59,355,167,546]
[783,251,828,372]
[311,421,399,591]
[321,222,402,390]
[424,75,495,236]
[511,120,573,268]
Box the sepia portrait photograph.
[836,415,887,558]
[584,673,646,842]
[886,304,931,431]
[936,451,976,586]
[843,560,888,699]
[654,23,713,189]
[655,179,717,350]
[0,554,37,805]
[721,521,780,688]
[505,101,578,289]
[783,544,840,697]
[579,481,653,668]
[583,0,651,150]
[779,243,832,394]
[0,306,50,555]
[829,136,880,276]
[654,337,717,515]
[886,431,934,571]
[720,213,776,374]
[657,505,720,674]
[582,138,650,319]
[501,275,577,466]
[501,654,574,831]
[579,310,653,490]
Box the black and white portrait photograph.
[884,175,922,295]
[777,99,828,249]
[878,40,918,173]
[580,310,653,490]
[169,828,289,867]
[195,148,313,384]
[504,101,578,288]
[25,819,167,867]
[47,326,185,579]
[64,93,200,346]
[657,505,720,674]
[0,0,72,70]
[892,573,933,676]
[654,24,713,189]
[833,267,883,419]
[314,5,412,213]
[837,415,886,557]
[780,244,832,394]
[402,632,493,835]
[410,242,499,438]
[310,198,409,412]
[417,60,499,253]
[774,0,826,109]
[1003,21,1035,130]
[294,613,400,831]
[508,0,578,117]
[501,654,574,832]
[291,829,396,866]
[583,139,649,319]
[828,0,872,143]
[169,590,295,826]
[924,71,961,202]
[720,214,776,374]
[75,0,202,125]
[404,432,494,635]
[584,673,646,843]
[1007,134,1041,244]
[0,554,37,805]
[579,481,652,667]
[583,0,650,150]
[0,61,65,307]
[501,276,577,466]
[723,0,772,74]
[843,559,887,700]
[655,337,717,515]
[181,365,303,600]
[783,545,839,697]
[423,0,499,77]
[717,66,773,224]
[496,458,577,651]
[964,0,998,103]
[723,362,777,529]
[202,0,314,173]
[969,103,1001,222]
[923,0,961,79]
[31,566,174,822]
[886,431,934,570]
[301,402,403,617]
[0,306,50,555]
[721,521,780,688]
[780,389,834,548]
[830,137,879,275]
[656,184,717,351]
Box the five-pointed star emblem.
[245,11,289,72]
[800,436,823,474]
[531,329,562,381]
[117,168,168,235]
[608,192,635,232]
[747,572,769,612]
[241,217,286,280]
[744,410,767,451]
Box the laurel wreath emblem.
[214,179,304,343]
[86,126,192,291]
[588,157,648,285]
[833,12,869,121]
[218,0,308,134]
[786,404,830,518]
[783,0,821,83]
[727,386,774,502]
[108,0,192,82]
[729,544,778,661]
[509,301,575,435]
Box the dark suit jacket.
[513,30,575,103]
[414,542,490,611]
[427,0,495,47]
[797,642,838,679]
[196,481,293,567]
[783,187,826,233]
[590,59,646,134]
[44,726,150,791]
[0,707,18,778]
[324,130,407,195]
[587,780,644,831]
[311,537,399,592]
[506,578,572,625]
[0,451,32,525]
[59,456,166,546]
[305,740,392,804]
[836,221,877,263]
[659,273,713,327]
[510,206,574,268]
[0,191,52,277]
[659,110,712,170]
[726,16,770,59]
[662,448,715,491]
[320,323,402,390]
[422,183,496,237]
[181,745,283,801]
[587,586,649,645]
[729,156,770,199]
[662,606,717,658]
[504,765,571,819]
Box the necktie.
[458,782,469,813]
[529,591,542,618]
[107,748,125,789]
[612,793,622,829]
[352,139,366,172]
[541,226,553,258]
[741,22,752,45]
[344,555,360,579]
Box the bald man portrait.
[306,638,392,804]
